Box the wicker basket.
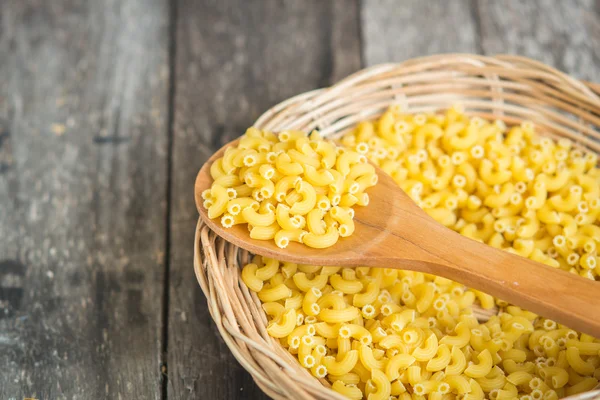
[194,54,600,400]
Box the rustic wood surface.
[0,0,597,399]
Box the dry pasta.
[204,128,376,248]
[237,107,600,399]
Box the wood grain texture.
[168,0,361,399]
[478,0,600,82]
[0,0,169,399]
[361,0,480,65]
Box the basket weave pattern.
[194,54,600,400]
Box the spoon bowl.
[196,139,600,336]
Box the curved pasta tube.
[322,350,359,375]
[275,204,302,230]
[267,308,296,338]
[385,354,416,381]
[221,147,242,174]
[232,148,261,168]
[540,367,569,389]
[368,369,391,400]
[412,333,439,362]
[353,281,380,308]
[413,123,444,149]
[319,307,360,324]
[348,163,376,182]
[241,206,275,227]
[339,324,372,345]
[256,283,291,305]
[241,263,263,292]
[576,175,600,201]
[227,197,258,215]
[479,159,512,185]
[358,344,386,371]
[329,206,355,238]
[464,349,493,378]
[288,181,317,215]
[405,365,423,386]
[330,273,363,294]
[336,150,365,176]
[303,226,340,249]
[426,344,451,372]
[210,158,227,180]
[275,152,303,175]
[549,185,582,212]
[288,148,320,168]
[331,380,362,400]
[292,272,328,292]
[262,301,285,322]
[238,133,271,151]
[299,287,321,317]
[273,176,301,202]
[247,259,276,284]
[474,367,506,392]
[249,223,279,240]
[440,321,471,347]
[445,345,467,376]
[484,182,514,208]
[443,374,471,395]
[303,165,335,186]
[314,140,337,169]
[305,208,326,235]
[274,229,306,249]
[450,123,480,150]
[385,309,416,333]
[565,377,598,397]
[539,170,571,191]
[207,184,229,219]
[566,347,595,375]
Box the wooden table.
[0,1,598,399]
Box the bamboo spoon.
[195,140,600,336]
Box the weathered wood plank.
[361,0,480,66]
[0,1,169,399]
[477,0,600,82]
[168,0,361,398]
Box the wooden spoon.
[195,140,600,336]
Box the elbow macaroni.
[236,108,600,399]
[204,128,376,248]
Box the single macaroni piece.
[235,108,600,400]
[204,128,377,248]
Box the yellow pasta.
[566,346,595,375]
[464,349,494,378]
[340,324,373,345]
[368,369,391,400]
[234,108,600,399]
[204,128,376,249]
[426,344,452,372]
[323,350,359,376]
[331,380,362,400]
[258,283,292,302]
[330,273,364,294]
[303,226,341,249]
[267,309,297,338]
[359,344,386,371]
[319,307,361,324]
[412,333,439,362]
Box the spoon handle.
[376,216,600,336]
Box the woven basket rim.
[195,54,600,400]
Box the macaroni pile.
[202,128,377,249]
[341,106,599,279]
[241,107,600,400]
